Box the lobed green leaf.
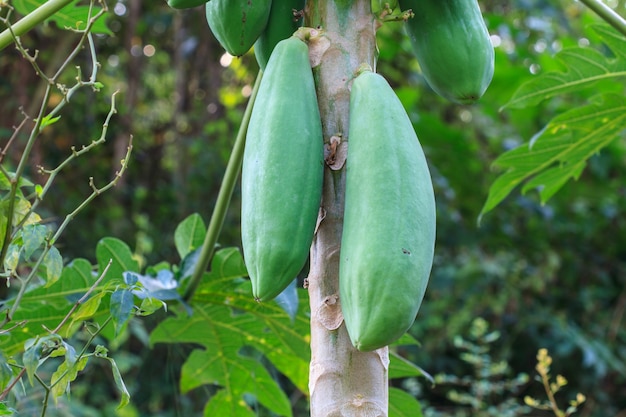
[150,247,308,415]
[503,24,626,109]
[481,93,626,217]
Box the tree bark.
[306,1,388,416]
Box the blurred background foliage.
[1,0,625,416]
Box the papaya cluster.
[240,29,436,351]
[165,0,305,70]
[165,1,494,351]
[166,0,494,104]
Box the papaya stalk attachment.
[182,72,263,302]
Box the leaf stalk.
[183,72,263,301]
[0,0,75,51]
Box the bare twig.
[0,113,29,165]
[46,259,113,334]
[17,90,123,234]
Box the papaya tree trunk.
[306,1,388,416]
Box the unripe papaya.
[167,0,207,10]
[242,35,324,302]
[399,0,494,104]
[205,0,271,57]
[340,69,436,351]
[254,0,305,70]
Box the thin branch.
[0,0,76,51]
[0,0,112,287]
[2,137,132,327]
[0,113,29,165]
[183,72,263,301]
[0,267,114,402]
[47,259,113,334]
[539,368,565,417]
[0,320,27,335]
[17,90,122,234]
[49,136,132,247]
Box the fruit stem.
[0,0,75,51]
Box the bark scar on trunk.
[316,293,343,330]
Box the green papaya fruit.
[340,69,436,351]
[399,0,494,104]
[242,35,324,302]
[254,0,305,70]
[205,0,272,57]
[167,0,208,10]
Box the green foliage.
[11,0,111,34]
[151,248,307,417]
[482,24,626,216]
[174,213,206,259]
[0,4,140,413]
[418,318,530,417]
[389,387,423,417]
[148,213,429,416]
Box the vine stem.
[579,0,626,37]
[182,72,263,302]
[0,0,75,51]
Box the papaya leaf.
[150,247,309,415]
[483,24,626,216]
[481,93,626,217]
[389,352,432,383]
[183,349,292,417]
[389,387,423,417]
[503,24,626,109]
[203,390,256,417]
[174,213,206,259]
